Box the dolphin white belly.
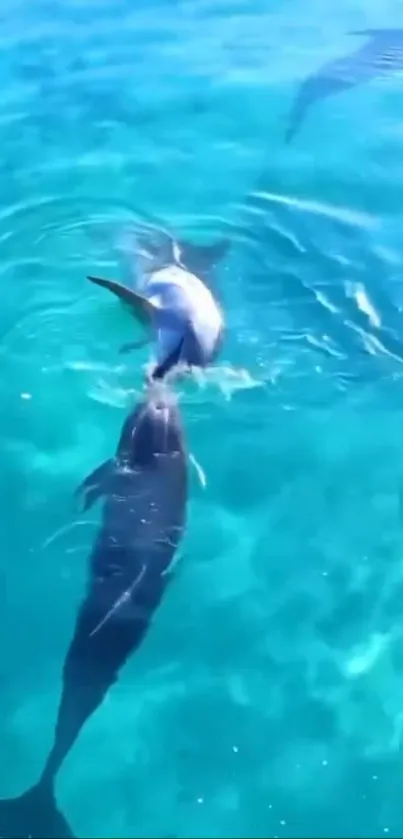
[145,265,224,364]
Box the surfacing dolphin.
[87,227,229,381]
[286,28,403,142]
[0,384,188,839]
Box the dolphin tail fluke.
[131,228,230,281]
[0,781,75,839]
[174,237,230,280]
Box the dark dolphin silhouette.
[286,28,403,142]
[0,385,188,838]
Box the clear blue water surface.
[2,0,403,836]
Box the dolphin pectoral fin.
[87,275,156,328]
[174,238,230,281]
[75,458,115,512]
[150,336,186,381]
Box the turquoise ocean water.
[3,0,403,836]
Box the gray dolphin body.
[286,29,403,142]
[0,386,188,838]
[88,228,229,381]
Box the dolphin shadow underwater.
[286,28,403,143]
[87,227,230,381]
[0,384,188,838]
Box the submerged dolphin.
[0,385,188,838]
[286,29,403,142]
[87,228,229,380]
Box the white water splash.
[187,363,264,400]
